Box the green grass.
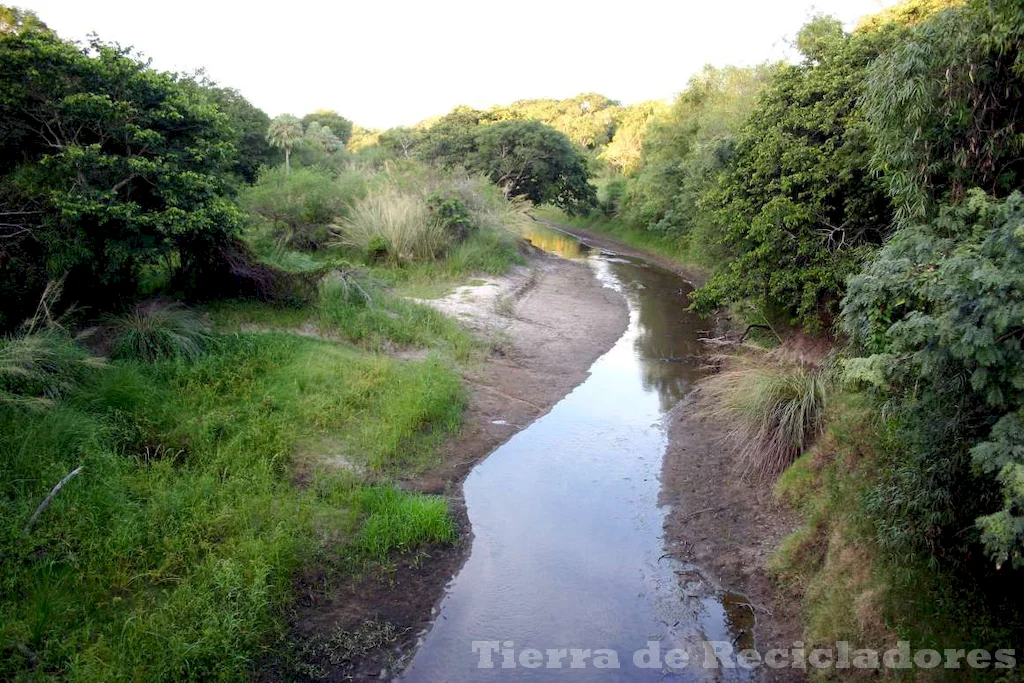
[352,486,456,563]
[0,332,463,681]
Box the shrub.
[240,166,366,250]
[427,193,475,242]
[333,185,448,263]
[110,302,211,362]
[698,345,830,479]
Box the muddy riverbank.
[273,249,629,681]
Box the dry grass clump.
[697,344,830,480]
[332,185,448,263]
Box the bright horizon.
[19,0,898,129]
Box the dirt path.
[274,249,629,681]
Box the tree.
[302,121,341,153]
[862,0,1024,221]
[0,5,47,35]
[599,100,666,174]
[688,21,897,329]
[301,109,352,145]
[267,114,303,175]
[0,27,244,326]
[468,120,596,213]
[185,79,278,183]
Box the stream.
[400,224,754,681]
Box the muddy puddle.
[401,223,754,681]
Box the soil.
[269,248,629,681]
[660,396,804,682]
[539,219,807,680]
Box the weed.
[110,302,211,362]
[698,345,830,479]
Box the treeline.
[598,0,1024,657]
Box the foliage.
[489,93,621,149]
[618,65,773,247]
[843,191,1024,568]
[688,24,896,329]
[110,302,211,362]
[862,0,1024,221]
[240,165,366,250]
[698,345,830,479]
[0,27,244,327]
[190,80,279,183]
[266,114,304,175]
[598,100,666,174]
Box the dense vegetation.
[0,9,529,680]
[537,0,1024,665]
[4,0,1024,676]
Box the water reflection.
[521,222,593,259]
[401,226,751,682]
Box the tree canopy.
[0,26,244,327]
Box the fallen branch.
[678,503,733,524]
[24,465,84,534]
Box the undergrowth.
[0,332,461,681]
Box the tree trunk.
[285,148,291,176]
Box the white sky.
[21,0,897,129]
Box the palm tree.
[266,114,303,175]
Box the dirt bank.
[273,249,629,681]
[661,394,804,681]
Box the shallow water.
[401,224,754,681]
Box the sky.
[21,0,898,129]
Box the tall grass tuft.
[0,280,102,404]
[333,185,448,263]
[111,302,211,362]
[0,331,100,404]
[698,345,830,480]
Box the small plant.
[427,192,475,242]
[698,345,830,480]
[111,302,211,362]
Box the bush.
[698,345,830,479]
[240,166,366,251]
[333,185,448,263]
[843,190,1024,569]
[110,302,211,362]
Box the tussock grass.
[698,345,829,480]
[110,302,211,362]
[0,331,101,405]
[334,185,448,263]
